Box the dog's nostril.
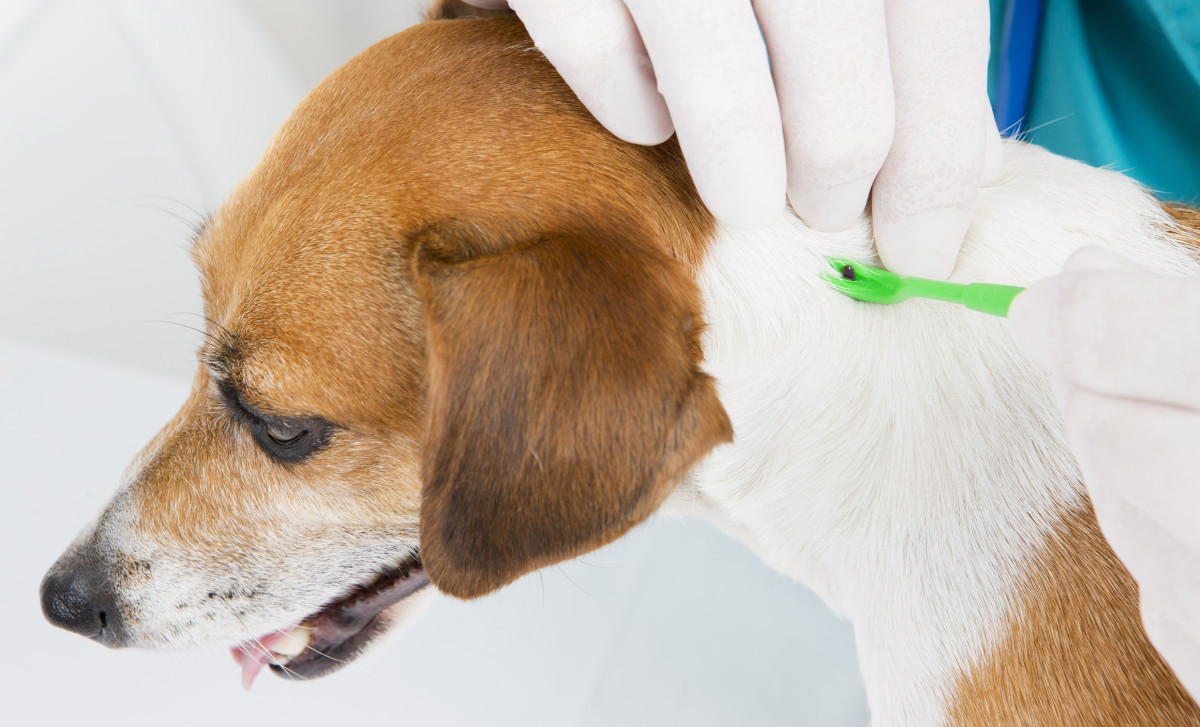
[41,573,103,638]
[40,568,123,645]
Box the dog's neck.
[674,142,1200,725]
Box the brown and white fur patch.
[41,9,1200,725]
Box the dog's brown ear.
[414,225,731,599]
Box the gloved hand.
[1009,245,1200,699]
[465,0,1002,279]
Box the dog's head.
[40,14,730,683]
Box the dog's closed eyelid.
[264,420,305,444]
[242,411,332,463]
[213,379,334,461]
[215,379,283,424]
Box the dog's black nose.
[40,566,122,645]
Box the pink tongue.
[230,625,301,691]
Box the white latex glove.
[1009,246,1200,699]
[464,0,1002,278]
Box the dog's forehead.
[197,18,708,260]
[221,19,601,230]
[187,196,425,438]
[191,20,582,319]
[188,18,710,428]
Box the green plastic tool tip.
[822,257,1024,317]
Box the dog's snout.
[40,564,124,646]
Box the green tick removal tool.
[822,257,1025,317]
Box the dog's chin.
[231,553,430,689]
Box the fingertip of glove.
[604,114,674,146]
[1062,245,1149,274]
[691,154,787,229]
[789,177,873,233]
[700,183,786,229]
[571,79,674,146]
[873,209,969,281]
[1006,281,1060,370]
[706,196,787,230]
[982,122,1004,185]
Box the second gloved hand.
[1008,245,1200,699]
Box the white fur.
[83,413,422,650]
[53,140,1197,717]
[673,141,1199,725]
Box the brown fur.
[143,18,722,596]
[1164,203,1200,254]
[120,9,1200,718]
[415,221,729,596]
[949,502,1200,725]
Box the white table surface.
[0,339,868,726]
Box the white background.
[0,2,868,724]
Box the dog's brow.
[215,376,266,425]
[190,213,213,249]
[216,377,248,415]
[200,329,242,382]
[202,339,283,424]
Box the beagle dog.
[41,4,1200,724]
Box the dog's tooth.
[270,625,312,662]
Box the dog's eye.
[217,381,330,462]
[251,415,329,463]
[264,420,306,445]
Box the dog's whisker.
[137,201,201,233]
[266,626,347,665]
[135,319,222,345]
[220,602,309,681]
[529,446,544,473]
[228,613,275,663]
[571,557,618,570]
[138,194,210,237]
[554,565,588,596]
[299,642,347,665]
[182,311,236,340]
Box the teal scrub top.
[989,0,1200,204]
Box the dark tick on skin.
[841,264,856,281]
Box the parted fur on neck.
[680,141,1200,726]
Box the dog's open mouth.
[230,554,429,689]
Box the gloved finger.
[1142,566,1200,642]
[1099,482,1200,696]
[625,0,786,229]
[1008,262,1200,411]
[1141,595,1200,700]
[1091,483,1200,613]
[1062,388,1200,555]
[1061,245,1151,274]
[509,0,673,145]
[982,99,1004,184]
[753,0,892,232]
[871,0,992,280]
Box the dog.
[40,4,1200,724]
